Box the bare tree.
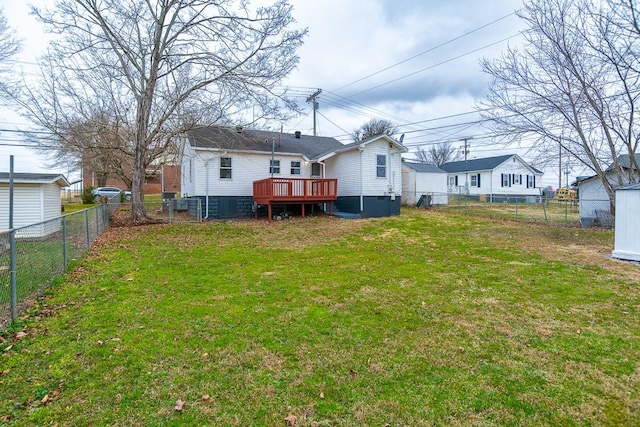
[479,0,640,210]
[0,8,21,95]
[13,0,305,221]
[414,142,462,166]
[353,118,398,142]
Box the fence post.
[515,197,519,220]
[85,209,91,249]
[62,216,68,268]
[10,228,17,322]
[169,201,173,224]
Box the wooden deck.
[253,178,338,221]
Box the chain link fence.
[0,204,110,328]
[406,192,587,225]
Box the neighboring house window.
[220,157,232,179]
[527,175,535,188]
[290,161,301,175]
[270,159,280,174]
[501,173,511,187]
[471,174,481,187]
[449,176,455,187]
[311,163,321,177]
[512,174,522,185]
[376,155,387,178]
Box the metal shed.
[611,183,640,262]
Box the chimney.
[295,131,301,139]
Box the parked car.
[92,187,132,202]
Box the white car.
[92,187,132,201]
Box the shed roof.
[439,154,543,174]
[0,173,70,187]
[187,126,344,160]
[608,154,640,170]
[402,162,447,173]
[615,183,640,191]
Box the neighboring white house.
[439,154,544,201]
[574,154,640,226]
[0,173,70,235]
[401,162,448,206]
[180,126,407,219]
[612,183,640,262]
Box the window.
[219,157,232,179]
[376,154,386,178]
[527,175,535,188]
[512,174,522,185]
[471,174,481,187]
[270,159,280,174]
[501,173,510,187]
[311,163,321,177]
[290,161,301,175]
[449,176,456,187]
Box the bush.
[81,186,96,204]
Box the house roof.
[314,133,408,161]
[187,126,344,160]
[402,161,446,173]
[0,172,70,187]
[439,154,543,174]
[609,153,640,170]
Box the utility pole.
[306,89,322,136]
[460,137,472,193]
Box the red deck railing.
[253,178,338,221]
[253,178,337,204]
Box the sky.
[0,0,571,187]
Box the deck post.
[329,201,333,217]
[268,203,272,222]
[302,203,305,219]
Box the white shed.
[611,183,640,262]
[0,173,70,234]
[401,162,448,206]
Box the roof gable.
[315,134,408,161]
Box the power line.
[332,10,519,93]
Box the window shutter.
[455,175,458,186]
[520,174,522,185]
[501,174,504,187]
[477,174,481,187]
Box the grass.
[0,208,638,426]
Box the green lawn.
[1,208,638,426]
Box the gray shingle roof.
[402,162,446,173]
[439,154,543,174]
[0,173,70,186]
[187,126,344,160]
[608,154,640,171]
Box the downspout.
[359,147,364,212]
[204,158,210,219]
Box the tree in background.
[8,0,306,222]
[414,142,462,166]
[0,8,21,96]
[480,0,640,210]
[353,118,398,142]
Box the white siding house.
[439,154,543,201]
[180,127,407,219]
[401,162,448,206]
[0,173,70,235]
[612,183,640,262]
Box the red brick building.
[83,164,181,194]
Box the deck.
[253,178,338,221]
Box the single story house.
[0,172,70,236]
[573,154,640,226]
[611,183,640,262]
[180,126,407,219]
[401,162,448,206]
[439,154,544,201]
